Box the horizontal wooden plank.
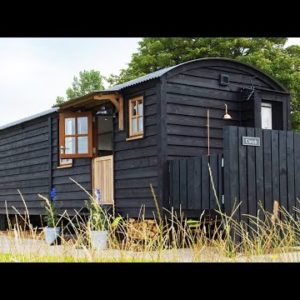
[167,135,222,148]
[0,171,49,184]
[115,199,156,208]
[114,156,158,170]
[53,165,91,177]
[114,147,157,160]
[167,103,240,120]
[167,124,223,138]
[166,114,237,128]
[0,178,49,189]
[0,156,49,172]
[166,93,241,110]
[115,167,157,180]
[166,82,239,102]
[53,174,91,185]
[0,118,49,142]
[0,163,49,178]
[0,185,50,196]
[0,140,49,159]
[115,177,158,189]
[0,148,49,165]
[183,67,270,88]
[116,187,155,199]
[114,136,158,151]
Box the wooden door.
[92,155,114,204]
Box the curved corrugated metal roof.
[104,65,176,92]
[0,108,58,131]
[102,57,288,93]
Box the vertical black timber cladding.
[193,157,201,210]
[187,158,195,210]
[287,131,295,216]
[255,128,264,215]
[263,129,272,213]
[209,154,218,210]
[172,160,180,209]
[168,161,173,209]
[279,131,288,211]
[271,131,279,205]
[217,154,223,208]
[179,160,187,209]
[48,116,53,196]
[158,79,168,213]
[246,127,256,218]
[238,127,248,223]
[201,155,209,211]
[294,132,300,212]
[225,126,239,218]
[223,126,231,216]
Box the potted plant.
[86,189,109,250]
[39,188,60,245]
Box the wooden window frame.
[59,111,93,159]
[127,96,144,140]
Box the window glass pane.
[77,117,88,134]
[65,137,76,154]
[132,102,137,116]
[78,136,88,154]
[132,118,138,134]
[137,100,143,115]
[65,118,75,135]
[138,116,143,133]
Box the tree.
[108,38,300,129]
[56,70,105,104]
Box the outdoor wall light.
[223,104,232,120]
[96,106,108,115]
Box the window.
[261,102,272,129]
[59,112,93,158]
[128,96,144,139]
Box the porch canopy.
[56,91,124,130]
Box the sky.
[0,37,300,126]
[0,38,142,126]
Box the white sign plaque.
[242,136,261,147]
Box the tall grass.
[1,175,300,262]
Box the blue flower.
[50,187,57,201]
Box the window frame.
[59,111,93,159]
[127,96,144,140]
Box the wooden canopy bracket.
[93,93,124,131]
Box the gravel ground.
[1,235,300,262]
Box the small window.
[128,96,144,139]
[261,102,272,129]
[59,112,93,158]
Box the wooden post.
[271,200,279,225]
[118,96,124,130]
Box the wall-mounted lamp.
[96,105,108,116]
[223,104,232,120]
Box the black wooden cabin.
[0,57,296,226]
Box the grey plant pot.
[44,226,61,245]
[90,230,108,250]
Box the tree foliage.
[56,70,105,104]
[108,38,300,129]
